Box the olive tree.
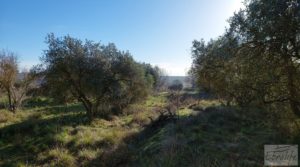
[42,34,151,119]
[191,0,300,115]
[229,0,300,115]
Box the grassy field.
[0,92,299,167]
[0,93,167,167]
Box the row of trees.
[0,34,165,119]
[190,0,300,116]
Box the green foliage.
[141,63,167,92]
[191,0,300,115]
[42,34,154,118]
[2,1,300,166]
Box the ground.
[0,91,299,167]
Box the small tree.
[154,66,168,92]
[140,63,167,92]
[0,50,18,112]
[11,70,38,110]
[0,50,36,112]
[168,79,183,111]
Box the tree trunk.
[7,88,15,113]
[285,56,300,117]
[287,69,300,117]
[81,99,93,120]
[86,108,93,121]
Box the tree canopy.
[191,0,300,115]
[42,34,158,119]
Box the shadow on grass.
[42,103,86,115]
[0,110,88,166]
[182,91,215,100]
[85,111,176,167]
[86,105,299,167]
[1,102,299,166]
[23,97,55,108]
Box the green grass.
[145,93,167,107]
[130,105,300,167]
[177,108,193,117]
[0,95,167,166]
[43,147,76,167]
[0,93,299,166]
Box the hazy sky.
[0,0,244,76]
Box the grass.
[0,94,166,166]
[78,148,101,165]
[177,108,193,117]
[132,106,283,166]
[145,93,167,107]
[44,147,76,167]
[0,92,299,166]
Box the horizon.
[0,0,244,76]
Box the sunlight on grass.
[78,148,101,161]
[145,94,167,107]
[177,108,193,117]
[2,93,297,166]
[46,147,76,167]
[199,100,221,108]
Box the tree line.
[190,0,300,116]
[0,33,166,120]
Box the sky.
[0,0,244,76]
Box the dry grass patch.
[40,147,76,167]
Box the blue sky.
[0,0,243,76]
